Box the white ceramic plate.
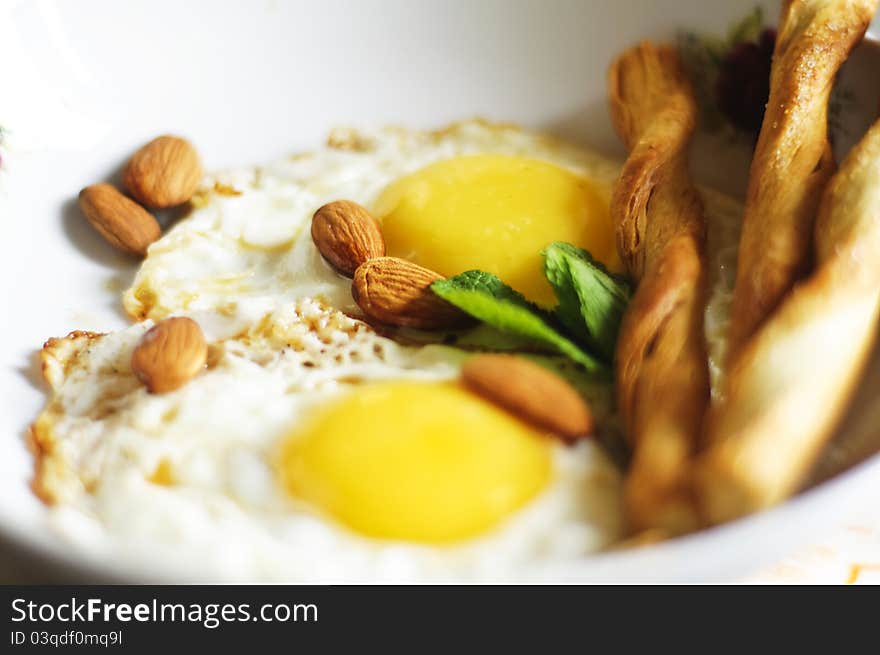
[2,0,879,582]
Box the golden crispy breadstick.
[698,118,880,524]
[608,42,709,533]
[726,0,878,360]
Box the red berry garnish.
[716,28,776,137]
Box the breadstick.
[725,0,878,360]
[698,117,880,524]
[608,42,709,533]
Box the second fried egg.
[34,303,623,581]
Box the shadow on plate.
[60,195,127,268]
[809,329,880,486]
[541,100,625,160]
[16,350,45,395]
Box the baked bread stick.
[698,117,880,524]
[608,42,709,533]
[725,0,878,360]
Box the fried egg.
[34,304,623,582]
[34,120,742,581]
[123,121,628,331]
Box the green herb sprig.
[431,242,632,378]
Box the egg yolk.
[375,154,619,306]
[279,381,552,543]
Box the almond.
[131,317,207,393]
[123,135,202,208]
[78,183,161,256]
[352,257,472,329]
[312,200,385,276]
[461,354,593,441]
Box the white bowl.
[2,0,879,582]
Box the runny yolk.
[279,381,552,543]
[374,154,619,306]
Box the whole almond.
[352,257,472,330]
[78,183,161,256]
[123,135,202,208]
[461,354,593,441]
[312,200,385,276]
[131,317,207,393]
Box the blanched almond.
[312,200,385,276]
[123,135,202,208]
[131,317,207,393]
[461,354,593,440]
[78,183,161,256]
[352,257,472,329]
